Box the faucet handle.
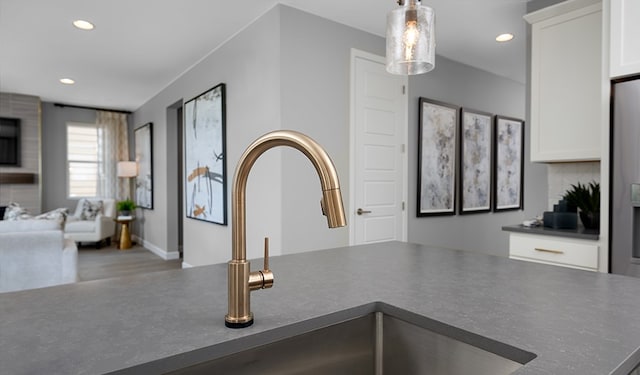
[248,237,274,291]
[260,237,275,289]
[261,237,274,289]
[264,237,270,271]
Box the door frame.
[348,48,409,245]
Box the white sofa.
[0,219,78,293]
[64,198,116,247]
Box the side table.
[114,216,135,250]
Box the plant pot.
[579,211,600,230]
[119,210,131,217]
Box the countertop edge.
[502,224,599,241]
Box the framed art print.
[460,108,493,214]
[184,83,227,225]
[134,122,153,209]
[417,97,459,217]
[494,115,524,211]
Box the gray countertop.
[1,241,640,374]
[503,224,600,241]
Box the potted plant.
[116,199,136,217]
[563,182,600,230]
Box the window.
[67,123,101,198]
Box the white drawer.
[509,233,599,271]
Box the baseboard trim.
[133,235,180,260]
[182,262,194,268]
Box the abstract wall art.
[494,115,524,211]
[134,122,153,209]
[184,83,227,225]
[417,98,459,217]
[460,108,493,214]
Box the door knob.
[357,208,372,215]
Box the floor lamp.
[117,161,137,200]
[116,161,137,250]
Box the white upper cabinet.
[525,0,602,162]
[610,0,640,78]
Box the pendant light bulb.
[403,16,419,60]
[386,0,435,75]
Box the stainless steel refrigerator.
[610,76,640,276]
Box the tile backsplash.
[547,162,600,210]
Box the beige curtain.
[96,111,129,200]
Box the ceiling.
[0,0,532,112]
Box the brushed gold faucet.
[224,130,347,328]
[225,130,347,328]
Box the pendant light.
[386,0,435,75]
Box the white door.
[350,50,408,245]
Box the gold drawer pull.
[534,247,564,254]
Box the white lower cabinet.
[509,233,599,271]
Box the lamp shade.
[117,161,137,178]
[386,0,435,75]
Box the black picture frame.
[493,115,525,212]
[134,122,153,209]
[459,108,494,214]
[417,97,459,217]
[184,83,227,225]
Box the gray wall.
[134,4,549,264]
[133,7,282,265]
[39,103,134,213]
[408,56,547,257]
[277,6,547,258]
[40,103,96,212]
[279,6,385,254]
[133,5,395,265]
[528,0,565,12]
[403,0,559,257]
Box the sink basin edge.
[109,301,537,374]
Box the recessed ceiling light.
[73,20,94,30]
[60,78,75,85]
[496,33,514,42]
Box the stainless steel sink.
[117,303,536,375]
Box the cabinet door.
[529,3,602,162]
[610,0,640,78]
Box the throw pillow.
[3,202,32,221]
[80,200,103,220]
[35,207,69,224]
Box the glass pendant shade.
[386,0,435,75]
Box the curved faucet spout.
[232,130,346,261]
[226,130,347,328]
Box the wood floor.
[77,243,182,282]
